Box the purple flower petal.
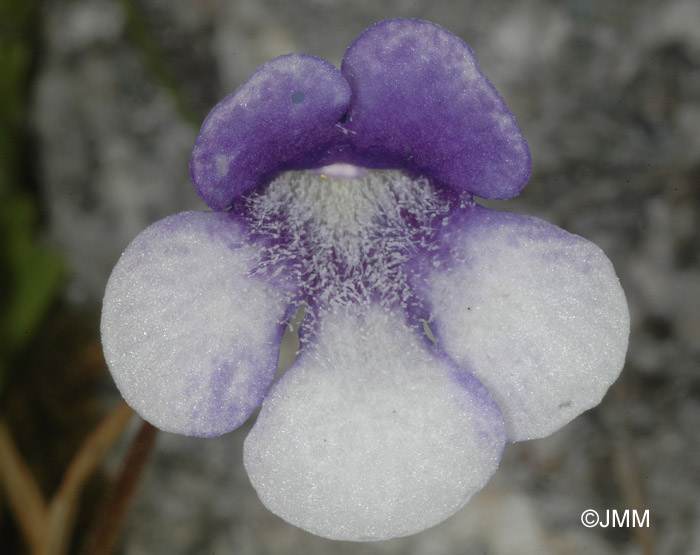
[243,304,505,540]
[340,18,531,198]
[417,206,629,441]
[190,54,351,210]
[101,211,297,437]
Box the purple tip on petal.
[190,53,351,210]
[340,18,531,198]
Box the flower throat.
[244,167,449,313]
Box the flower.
[101,18,629,541]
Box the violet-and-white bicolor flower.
[101,18,629,541]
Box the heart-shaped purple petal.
[190,54,351,210]
[340,18,531,198]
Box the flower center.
[244,166,449,314]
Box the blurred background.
[1,0,699,553]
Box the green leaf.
[1,194,65,355]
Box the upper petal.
[243,304,505,541]
[190,54,351,210]
[340,18,531,198]
[101,211,296,437]
[417,207,629,441]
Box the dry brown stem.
[38,401,134,555]
[0,401,134,555]
[0,419,48,553]
[82,420,158,555]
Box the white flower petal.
[420,208,629,441]
[243,305,505,541]
[101,211,294,437]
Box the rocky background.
[2,0,699,553]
